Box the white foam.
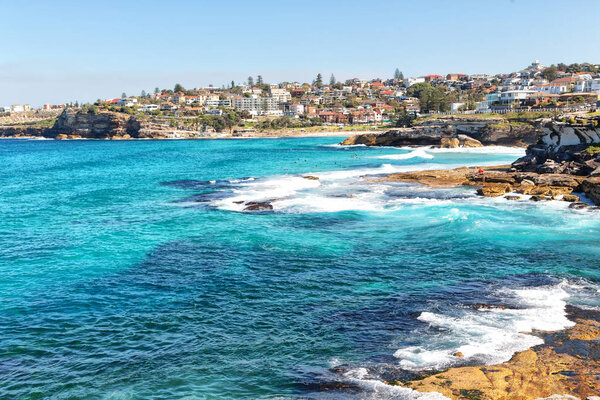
[341,368,450,400]
[373,149,434,160]
[418,146,525,156]
[393,283,575,371]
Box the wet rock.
[243,201,273,211]
[303,175,319,180]
[581,178,600,205]
[505,195,521,200]
[476,184,512,197]
[329,193,355,198]
[534,396,580,400]
[531,195,549,202]
[453,352,465,358]
[569,202,590,209]
[562,194,580,202]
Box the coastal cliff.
[340,115,543,148]
[0,109,217,139]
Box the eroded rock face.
[341,116,541,147]
[513,120,600,175]
[51,110,135,138]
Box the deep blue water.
[1,137,600,400]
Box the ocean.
[1,137,600,399]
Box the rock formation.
[396,306,600,400]
[340,115,543,148]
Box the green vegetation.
[406,82,449,113]
[459,389,484,400]
[583,145,600,154]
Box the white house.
[535,83,568,95]
[141,104,159,112]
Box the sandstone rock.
[477,184,512,197]
[56,134,68,140]
[440,137,460,148]
[581,178,600,206]
[457,134,483,148]
[521,179,535,186]
[303,176,319,180]
[453,352,464,358]
[562,194,579,202]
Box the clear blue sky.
[2,0,599,106]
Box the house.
[141,104,160,112]
[423,75,444,82]
[535,83,568,95]
[446,73,467,81]
[117,98,137,106]
[405,77,425,87]
[450,102,464,112]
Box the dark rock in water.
[243,201,273,211]
[569,202,590,209]
[530,195,549,202]
[505,195,521,200]
[329,193,355,198]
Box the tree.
[141,90,147,97]
[231,80,235,88]
[396,107,415,127]
[75,100,79,107]
[248,76,254,86]
[394,68,404,81]
[154,87,160,94]
[257,75,263,85]
[543,65,558,82]
[174,83,185,93]
[121,92,127,98]
[329,73,336,86]
[315,73,323,88]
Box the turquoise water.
[1,138,600,399]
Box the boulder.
[562,194,580,202]
[440,137,460,148]
[505,195,521,200]
[457,134,483,148]
[303,176,319,180]
[477,184,512,197]
[569,202,591,209]
[243,201,273,211]
[581,178,600,205]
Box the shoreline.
[396,305,600,400]
[0,129,382,141]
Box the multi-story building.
[270,88,292,103]
[233,96,280,116]
[205,99,232,108]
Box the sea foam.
[393,283,575,371]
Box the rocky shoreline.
[371,165,599,207]
[393,306,600,400]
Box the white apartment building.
[270,88,292,103]
[233,96,280,116]
[205,99,232,108]
[575,79,600,94]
